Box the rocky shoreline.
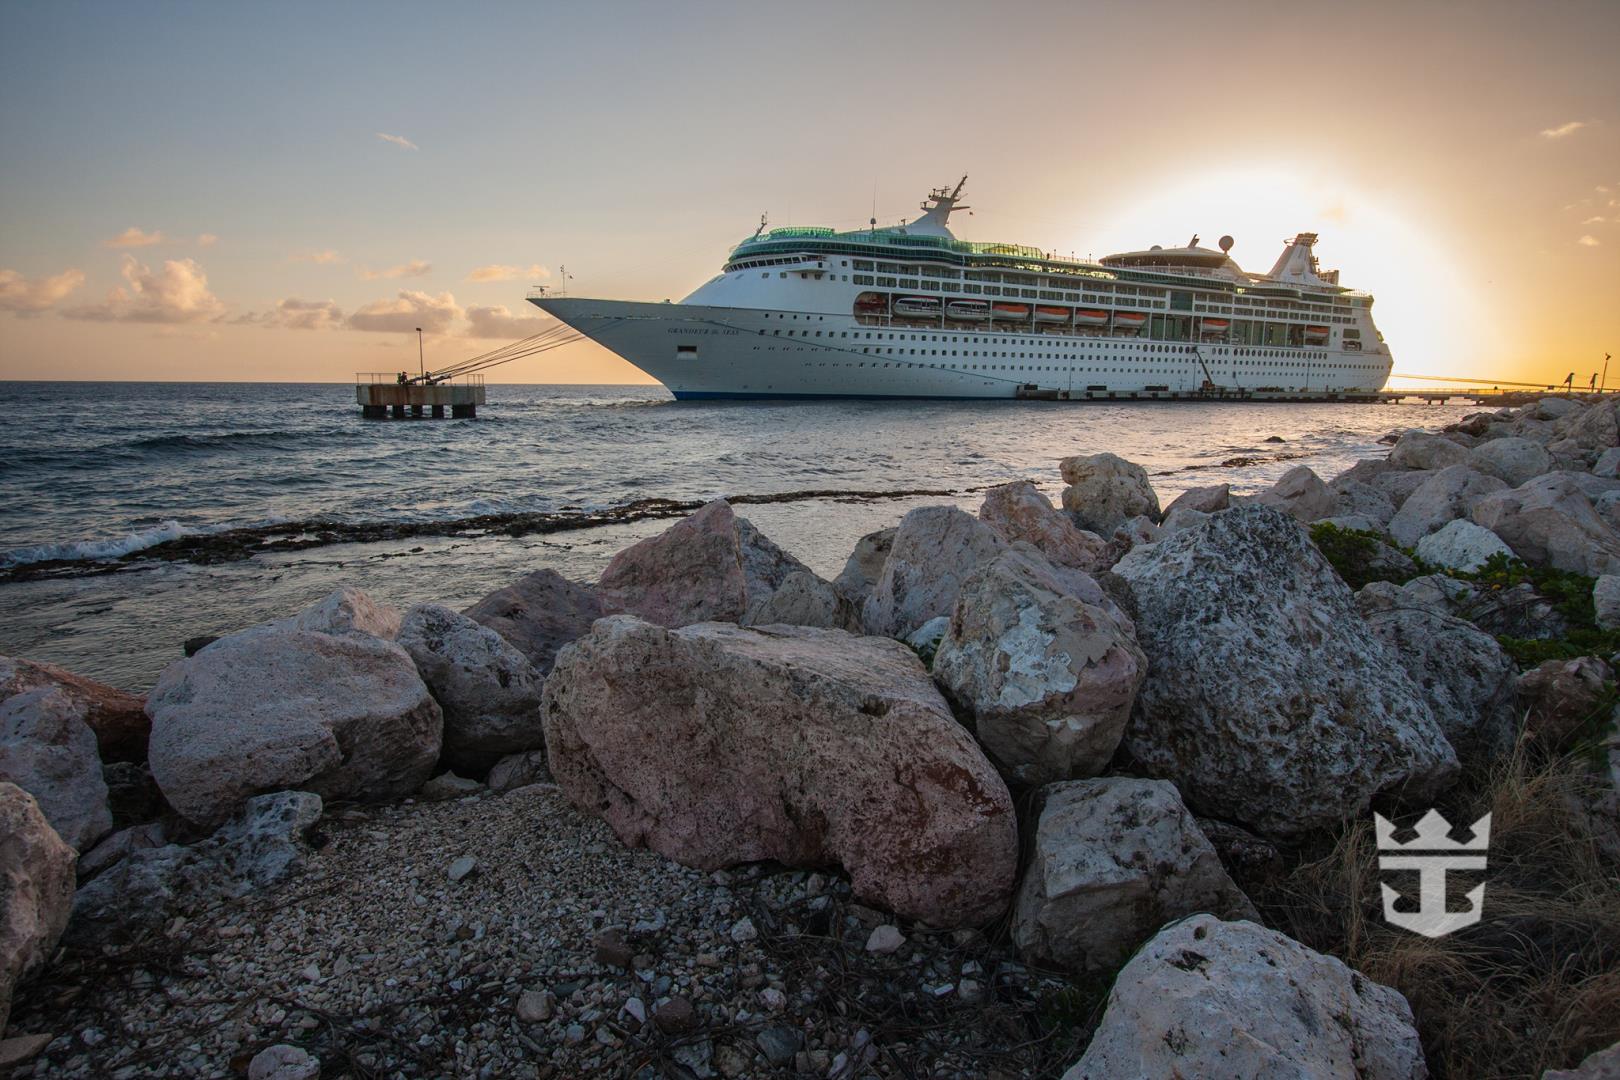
[3,396,1620,1078]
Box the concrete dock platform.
[357,375,486,419]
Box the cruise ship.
[529,178,1393,401]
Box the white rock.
[1254,465,1335,522]
[1012,778,1255,973]
[1063,915,1425,1080]
[1595,576,1620,632]
[1467,436,1554,487]
[247,1044,321,1080]
[1058,453,1160,535]
[1387,465,1507,549]
[0,688,111,851]
[1414,518,1515,573]
[1114,504,1458,836]
[1161,483,1228,517]
[903,615,949,657]
[396,604,545,773]
[446,855,475,882]
[1472,473,1620,576]
[1363,606,1517,764]
[147,628,442,826]
[862,506,1007,638]
[864,924,904,954]
[0,783,76,1032]
[1594,447,1620,479]
[933,547,1145,786]
[1159,506,1210,535]
[1330,479,1398,526]
[292,585,402,640]
[1388,430,1469,471]
[729,916,758,943]
[515,988,553,1023]
[1535,396,1583,420]
[832,528,895,607]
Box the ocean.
[0,381,1474,691]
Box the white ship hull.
[531,297,1394,401]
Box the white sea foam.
[3,520,200,567]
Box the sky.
[0,0,1616,386]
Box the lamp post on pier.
[416,327,424,383]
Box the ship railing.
[526,286,569,300]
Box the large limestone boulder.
[0,689,111,851]
[291,585,402,640]
[933,548,1145,786]
[596,500,816,628]
[0,655,149,763]
[1254,465,1335,522]
[147,629,442,826]
[1012,779,1255,974]
[746,570,859,631]
[1467,436,1555,487]
[463,568,603,675]
[1594,447,1620,479]
[1063,915,1425,1080]
[1387,465,1507,549]
[978,481,1108,571]
[0,783,75,1032]
[396,604,546,774]
[1161,483,1229,517]
[1358,573,1568,641]
[1363,607,1517,765]
[1472,474,1620,576]
[1414,518,1514,573]
[862,506,1007,639]
[832,527,895,607]
[73,791,322,942]
[1330,479,1398,527]
[1059,453,1160,535]
[1535,396,1583,421]
[1553,399,1620,450]
[542,617,1018,926]
[1389,429,1470,471]
[1113,504,1458,836]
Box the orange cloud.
[293,250,344,265]
[105,226,165,248]
[1578,235,1601,247]
[0,267,86,314]
[467,263,550,283]
[63,256,225,323]
[376,132,418,150]
[359,259,431,280]
[197,233,218,248]
[346,290,460,334]
[1539,121,1586,139]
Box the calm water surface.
[0,381,1473,689]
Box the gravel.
[9,784,1086,1078]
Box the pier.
[356,374,485,419]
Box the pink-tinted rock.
[597,500,816,628]
[147,628,442,826]
[1254,466,1335,522]
[1518,656,1614,749]
[1162,483,1230,517]
[543,617,1018,926]
[464,568,603,675]
[978,481,1108,571]
[1471,474,1620,576]
[863,506,1008,638]
[290,585,402,640]
[0,655,149,763]
[0,782,75,1032]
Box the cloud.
[346,289,461,334]
[1578,235,1601,247]
[359,259,432,280]
[251,297,347,331]
[1583,216,1609,225]
[63,256,226,323]
[464,303,551,339]
[467,263,550,283]
[293,250,344,265]
[0,267,87,314]
[1540,121,1587,139]
[376,132,418,151]
[105,226,165,248]
[197,233,218,248]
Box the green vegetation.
[1460,553,1620,668]
[1307,522,1420,591]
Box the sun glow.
[1069,167,1495,386]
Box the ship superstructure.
[530,178,1393,400]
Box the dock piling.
[357,374,486,420]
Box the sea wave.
[0,515,289,569]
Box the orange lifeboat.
[1304,324,1330,341]
[1033,305,1070,324]
[853,291,888,315]
[1074,309,1109,326]
[991,301,1031,320]
[1201,317,1231,335]
[1112,311,1147,329]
